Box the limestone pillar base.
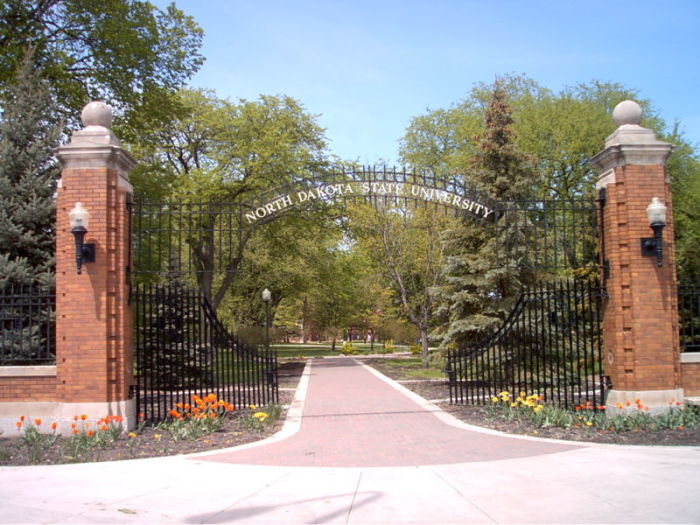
[605,388,685,415]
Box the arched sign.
[243,179,495,225]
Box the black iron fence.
[132,173,598,280]
[446,278,605,409]
[0,285,55,365]
[678,276,700,352]
[134,283,278,422]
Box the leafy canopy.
[0,0,204,134]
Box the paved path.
[1,357,699,524]
[200,358,578,467]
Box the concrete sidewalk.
[1,357,699,524]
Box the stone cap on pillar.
[56,101,135,178]
[591,100,673,174]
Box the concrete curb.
[188,359,312,459]
[357,359,700,452]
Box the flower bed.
[0,361,305,466]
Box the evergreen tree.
[0,54,60,289]
[432,82,540,348]
[137,267,214,389]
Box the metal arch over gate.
[240,166,499,226]
[132,166,599,279]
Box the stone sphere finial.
[612,100,643,127]
[81,101,113,128]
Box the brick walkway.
[199,358,580,467]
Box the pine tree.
[0,53,60,289]
[433,82,540,348]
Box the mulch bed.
[0,361,306,467]
[3,358,698,466]
[364,358,700,447]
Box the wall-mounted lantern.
[68,202,95,274]
[640,197,667,267]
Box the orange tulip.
[34,418,42,426]
[80,414,88,421]
[51,422,58,430]
[15,421,22,429]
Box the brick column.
[591,100,683,413]
[54,102,135,428]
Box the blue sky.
[156,0,700,165]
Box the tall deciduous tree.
[0,0,204,134]
[130,89,331,311]
[351,204,454,367]
[431,82,539,349]
[0,55,60,288]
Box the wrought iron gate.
[129,167,602,416]
[446,278,605,408]
[132,283,277,422]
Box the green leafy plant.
[15,417,58,464]
[157,393,234,441]
[242,404,282,434]
[341,341,356,355]
[486,392,700,433]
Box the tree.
[0,54,60,288]
[0,0,204,135]
[351,204,454,367]
[130,89,331,311]
[400,73,700,281]
[431,82,540,349]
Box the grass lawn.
[272,342,410,358]
[367,357,446,380]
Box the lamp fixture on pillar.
[68,202,95,274]
[641,197,667,267]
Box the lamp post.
[641,197,667,267]
[262,288,271,353]
[68,202,95,274]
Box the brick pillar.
[591,100,683,413]
[55,102,135,428]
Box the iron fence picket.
[678,276,700,352]
[0,285,55,365]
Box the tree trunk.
[301,297,308,343]
[420,327,430,369]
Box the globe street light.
[262,288,271,353]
